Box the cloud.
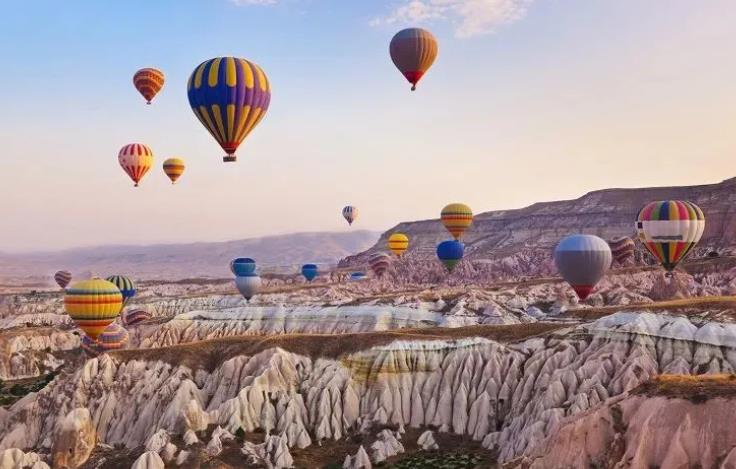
[371,0,532,38]
[230,0,278,5]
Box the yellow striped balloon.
[441,203,473,240]
[388,233,409,256]
[64,278,123,340]
[163,157,185,184]
[118,143,154,187]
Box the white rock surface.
[417,430,438,450]
[343,445,371,469]
[242,435,294,469]
[370,430,404,463]
[130,451,164,469]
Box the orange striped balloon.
[64,278,123,340]
[440,203,473,240]
[133,68,165,104]
[163,157,185,184]
[118,143,154,187]
[387,233,409,256]
[389,28,438,91]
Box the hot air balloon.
[301,264,318,282]
[388,233,409,257]
[441,203,473,240]
[608,236,635,266]
[554,234,612,301]
[369,253,391,278]
[80,334,101,357]
[118,143,154,187]
[436,240,464,272]
[389,28,438,91]
[133,68,165,104]
[342,206,358,226]
[54,270,72,289]
[98,323,129,351]
[230,258,256,276]
[236,275,261,302]
[163,158,185,184]
[187,57,271,162]
[122,308,152,326]
[105,275,136,304]
[64,278,123,340]
[350,272,367,281]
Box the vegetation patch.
[0,372,56,406]
[632,374,736,402]
[389,451,486,468]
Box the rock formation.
[50,408,95,469]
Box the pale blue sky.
[1,1,735,251]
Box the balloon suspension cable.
[223,154,237,163]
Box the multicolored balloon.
[230,258,256,276]
[118,143,154,187]
[133,68,165,104]
[80,334,101,357]
[388,233,409,257]
[441,203,473,240]
[390,28,438,91]
[187,57,271,162]
[163,158,185,184]
[436,240,464,272]
[369,253,391,278]
[554,234,612,300]
[64,278,123,340]
[636,200,705,272]
[122,308,152,326]
[98,323,129,351]
[301,264,318,282]
[350,272,367,281]
[608,236,636,266]
[54,270,72,289]
[236,275,261,302]
[105,275,136,304]
[342,206,358,226]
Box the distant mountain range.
[342,177,736,269]
[0,230,380,281]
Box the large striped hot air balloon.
[105,275,136,304]
[342,206,358,226]
[230,258,256,276]
[163,158,185,184]
[608,236,636,266]
[389,28,438,91]
[436,240,464,272]
[54,270,72,289]
[554,234,612,301]
[388,233,409,257]
[133,68,165,104]
[369,253,391,278]
[301,264,318,282]
[64,278,123,340]
[187,57,271,162]
[118,143,154,187]
[98,323,129,351]
[122,308,152,326]
[636,200,705,272]
[441,203,473,240]
[236,275,261,302]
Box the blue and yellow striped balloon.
[64,279,123,340]
[187,57,271,162]
[105,275,136,304]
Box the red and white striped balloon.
[118,143,154,187]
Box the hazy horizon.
[2,0,735,252]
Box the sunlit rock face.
[0,329,77,380]
[2,311,736,467]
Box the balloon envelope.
[54,270,72,289]
[554,234,612,300]
[436,240,464,272]
[369,253,391,277]
[231,258,256,276]
[118,143,154,187]
[342,206,358,225]
[163,158,185,184]
[608,236,635,266]
[301,264,318,282]
[236,275,261,301]
[636,200,705,272]
[122,308,151,326]
[388,233,409,256]
[133,68,164,104]
[390,28,438,91]
[105,275,136,304]
[64,279,123,340]
[187,57,271,162]
[350,272,367,281]
[98,323,129,351]
[441,203,473,240]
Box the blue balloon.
[301,264,318,282]
[350,272,367,281]
[231,258,256,276]
[436,240,464,272]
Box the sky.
[1,0,735,252]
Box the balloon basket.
[223,155,236,163]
